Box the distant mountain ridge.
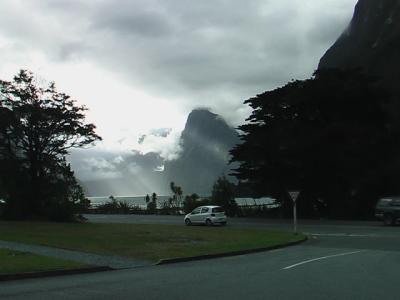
[164,109,240,194]
[78,108,240,196]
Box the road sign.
[289,191,300,203]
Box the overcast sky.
[0,0,357,160]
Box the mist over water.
[88,196,172,208]
[88,196,276,208]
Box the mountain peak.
[164,109,239,194]
[319,0,400,127]
[182,108,235,145]
[319,0,400,72]
[319,0,400,97]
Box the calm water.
[87,196,171,208]
[87,196,276,208]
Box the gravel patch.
[0,240,151,269]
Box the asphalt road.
[1,215,400,299]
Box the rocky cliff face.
[319,0,400,129]
[164,109,239,195]
[319,0,400,97]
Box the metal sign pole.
[289,191,300,235]
[293,200,297,235]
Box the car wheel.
[185,218,192,226]
[384,214,395,226]
[221,222,227,226]
[206,219,212,226]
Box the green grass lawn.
[0,248,88,275]
[0,221,304,262]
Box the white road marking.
[283,250,364,270]
[305,233,377,237]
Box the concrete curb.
[0,266,114,282]
[156,236,308,265]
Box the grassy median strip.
[0,248,88,275]
[0,221,304,262]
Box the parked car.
[375,197,400,225]
[184,206,227,226]
[0,199,5,217]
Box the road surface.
[1,216,399,299]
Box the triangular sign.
[289,191,300,203]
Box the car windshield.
[191,208,201,214]
[212,207,224,213]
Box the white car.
[184,205,227,226]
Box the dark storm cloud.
[94,8,174,37]
[0,0,359,193]
[68,149,164,181]
[83,0,357,123]
[0,0,358,125]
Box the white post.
[289,191,300,235]
[293,200,297,235]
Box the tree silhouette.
[169,182,183,214]
[230,68,398,219]
[211,176,237,216]
[0,70,101,220]
[147,192,157,213]
[145,194,150,203]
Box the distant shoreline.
[87,196,277,209]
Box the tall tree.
[230,68,398,219]
[169,182,183,214]
[147,193,157,213]
[0,70,101,220]
[183,193,200,214]
[211,176,237,216]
